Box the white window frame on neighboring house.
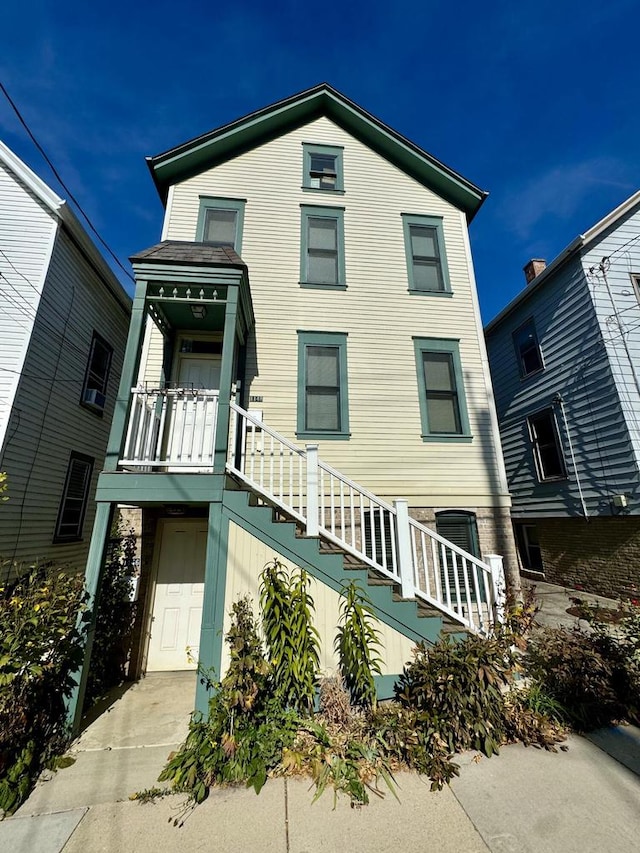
[513,318,544,378]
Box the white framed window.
[513,318,543,378]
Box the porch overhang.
[130,240,254,341]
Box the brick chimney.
[523,259,547,284]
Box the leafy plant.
[335,582,382,709]
[0,565,86,815]
[395,634,514,757]
[0,472,8,504]
[84,523,138,707]
[259,560,320,713]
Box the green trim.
[195,502,230,714]
[95,472,226,504]
[214,289,239,472]
[297,331,350,440]
[402,214,451,294]
[67,502,115,734]
[196,197,246,254]
[408,289,453,298]
[299,205,346,289]
[413,337,472,441]
[373,674,400,700]
[147,85,486,220]
[302,143,344,193]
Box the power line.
[0,80,135,284]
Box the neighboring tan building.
[0,141,130,580]
[485,191,640,601]
[72,84,515,725]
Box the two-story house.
[0,141,130,579]
[485,191,640,600]
[71,84,516,727]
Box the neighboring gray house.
[485,191,640,599]
[0,140,131,578]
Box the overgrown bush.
[84,524,137,708]
[395,634,514,757]
[0,565,86,815]
[525,622,638,730]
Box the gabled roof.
[485,189,640,334]
[0,140,131,312]
[147,83,488,221]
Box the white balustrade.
[120,388,219,470]
[226,402,505,634]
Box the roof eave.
[147,84,487,219]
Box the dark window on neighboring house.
[528,409,567,481]
[515,523,543,571]
[81,332,113,414]
[513,319,543,378]
[54,453,94,542]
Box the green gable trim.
[148,84,487,220]
[297,330,350,440]
[413,337,472,442]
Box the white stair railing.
[227,401,504,634]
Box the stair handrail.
[227,401,504,634]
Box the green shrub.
[259,560,320,713]
[335,582,382,709]
[0,565,86,815]
[525,625,635,730]
[84,525,137,708]
[395,634,514,757]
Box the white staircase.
[228,403,505,635]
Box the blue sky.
[1,0,639,321]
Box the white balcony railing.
[120,387,220,470]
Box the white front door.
[147,520,208,671]
[166,353,222,467]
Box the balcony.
[120,387,220,471]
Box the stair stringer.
[222,488,443,648]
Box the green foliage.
[259,560,320,713]
[158,596,299,814]
[0,565,86,815]
[0,472,8,503]
[525,623,637,730]
[395,634,514,757]
[85,524,138,707]
[335,582,382,709]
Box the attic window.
[302,144,344,193]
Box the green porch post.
[66,501,115,734]
[104,279,148,472]
[195,501,230,714]
[213,287,239,473]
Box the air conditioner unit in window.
[83,388,106,410]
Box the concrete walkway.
[3,584,640,852]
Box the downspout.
[554,393,589,519]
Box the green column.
[66,501,115,734]
[104,279,148,472]
[213,287,239,473]
[195,502,230,714]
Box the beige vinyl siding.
[138,316,165,386]
[0,226,130,572]
[222,521,414,677]
[0,161,57,450]
[166,116,507,507]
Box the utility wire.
[0,80,135,284]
